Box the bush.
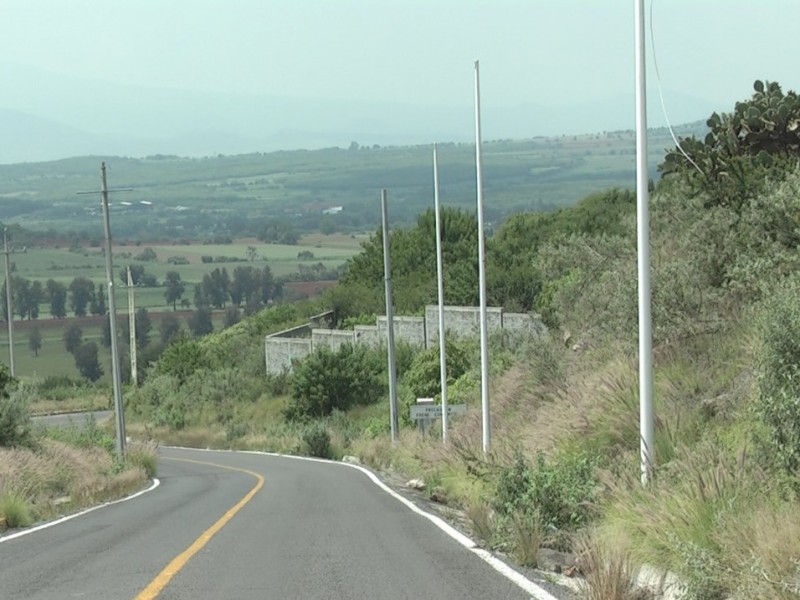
[302,422,332,458]
[285,344,385,420]
[155,338,207,383]
[495,449,598,533]
[403,337,474,400]
[0,372,30,448]
[754,275,800,474]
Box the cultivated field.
[0,233,362,381]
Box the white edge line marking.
[167,446,562,600]
[0,478,160,543]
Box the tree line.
[0,264,280,321]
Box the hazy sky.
[0,0,798,162]
[3,0,797,108]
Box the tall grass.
[0,440,150,526]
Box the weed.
[465,497,495,547]
[127,441,158,478]
[0,491,33,528]
[508,508,543,567]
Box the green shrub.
[154,338,207,383]
[754,275,800,474]
[495,449,598,532]
[404,337,474,400]
[285,344,385,420]
[302,422,332,458]
[0,374,31,448]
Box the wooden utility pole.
[2,229,16,376]
[78,163,133,459]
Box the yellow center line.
[135,457,265,600]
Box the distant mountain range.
[0,62,719,165]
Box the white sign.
[409,404,467,420]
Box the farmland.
[0,233,364,381]
[0,123,703,242]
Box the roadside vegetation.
[0,364,157,531]
[4,81,800,598]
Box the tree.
[12,277,27,320]
[13,277,43,320]
[135,247,157,262]
[246,245,257,262]
[337,207,479,317]
[90,283,106,316]
[69,277,95,317]
[188,307,213,337]
[74,341,103,382]
[164,271,185,310]
[258,221,299,245]
[46,279,67,319]
[201,268,229,309]
[133,307,152,350]
[63,324,83,354]
[260,266,275,304]
[159,313,182,345]
[28,327,42,357]
[230,266,260,306]
[224,306,241,328]
[120,265,145,286]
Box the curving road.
[0,447,571,600]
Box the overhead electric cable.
[649,0,706,176]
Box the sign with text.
[409,404,467,420]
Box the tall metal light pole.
[474,60,491,454]
[381,189,399,441]
[79,162,131,459]
[3,229,15,377]
[127,267,138,388]
[433,144,449,441]
[635,0,655,485]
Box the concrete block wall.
[503,312,547,337]
[311,329,356,351]
[376,316,426,347]
[424,305,503,347]
[265,337,313,375]
[266,306,546,374]
[354,324,381,347]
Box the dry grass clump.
[575,531,652,600]
[715,499,800,599]
[0,439,149,529]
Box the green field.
[0,232,363,381]
[7,233,363,314]
[0,310,232,382]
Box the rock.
[406,478,426,490]
[342,455,360,465]
[537,548,576,574]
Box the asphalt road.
[33,409,113,428]
[0,447,570,600]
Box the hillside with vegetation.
[5,81,800,598]
[0,123,698,243]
